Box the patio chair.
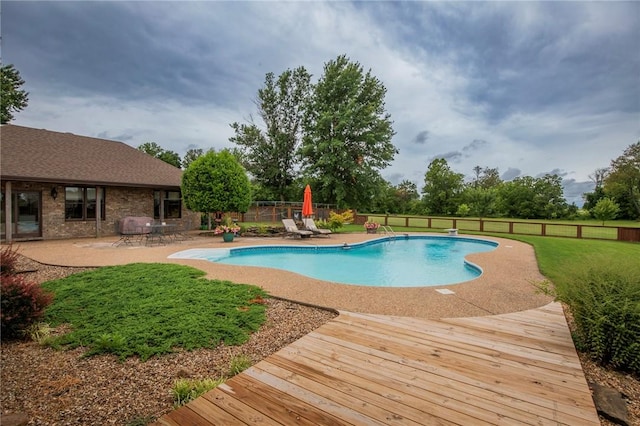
[302,218,332,237]
[282,219,313,238]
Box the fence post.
[577,225,582,239]
[452,218,457,229]
[405,217,409,227]
[541,223,546,236]
[509,222,514,234]
[384,215,389,226]
[428,218,432,229]
[480,219,484,232]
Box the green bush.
[557,256,640,374]
[228,354,252,376]
[172,377,224,407]
[1,274,54,339]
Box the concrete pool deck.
[12,231,553,318]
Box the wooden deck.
[154,302,599,425]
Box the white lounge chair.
[282,219,313,238]
[303,218,332,237]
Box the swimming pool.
[170,235,498,288]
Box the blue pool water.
[170,236,498,288]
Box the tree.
[496,174,567,219]
[464,187,497,219]
[604,142,640,219]
[394,180,420,214]
[476,167,502,189]
[230,67,311,201]
[181,150,251,229]
[1,64,29,124]
[137,142,181,168]
[301,55,397,209]
[182,148,204,169]
[421,158,465,215]
[592,197,620,225]
[583,167,609,210]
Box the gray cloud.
[97,131,134,142]
[462,139,488,152]
[414,130,430,145]
[501,168,522,181]
[429,151,464,163]
[562,179,595,207]
[537,169,569,178]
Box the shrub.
[1,274,54,339]
[228,354,252,376]
[557,256,640,374]
[23,322,53,344]
[326,209,354,231]
[172,377,225,407]
[0,243,20,276]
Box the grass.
[172,377,225,407]
[492,235,640,290]
[42,263,267,360]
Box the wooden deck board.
[154,302,600,426]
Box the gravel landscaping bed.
[1,257,337,425]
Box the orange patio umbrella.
[302,184,313,218]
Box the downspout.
[4,181,12,242]
[96,186,103,238]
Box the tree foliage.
[301,55,397,209]
[181,150,251,228]
[604,142,640,219]
[182,148,204,169]
[472,166,502,189]
[496,174,567,219]
[1,64,29,124]
[592,197,620,225]
[230,67,311,201]
[421,158,465,215]
[138,142,182,168]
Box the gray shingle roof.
[1,125,182,188]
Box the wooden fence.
[354,214,640,243]
[236,202,338,224]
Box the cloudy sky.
[3,1,639,205]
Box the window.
[154,190,182,219]
[65,187,105,220]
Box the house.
[1,124,198,241]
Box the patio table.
[146,223,177,245]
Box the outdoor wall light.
[50,186,58,200]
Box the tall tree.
[181,150,251,229]
[421,158,465,215]
[137,142,182,168]
[496,174,567,219]
[230,67,311,201]
[394,180,420,214]
[301,55,397,209]
[604,142,640,219]
[477,167,502,189]
[182,148,204,169]
[583,167,610,210]
[1,64,29,124]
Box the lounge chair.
[303,218,332,237]
[282,219,313,238]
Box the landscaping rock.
[591,381,630,426]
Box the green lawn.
[42,263,267,360]
[497,235,640,291]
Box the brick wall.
[2,181,199,241]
